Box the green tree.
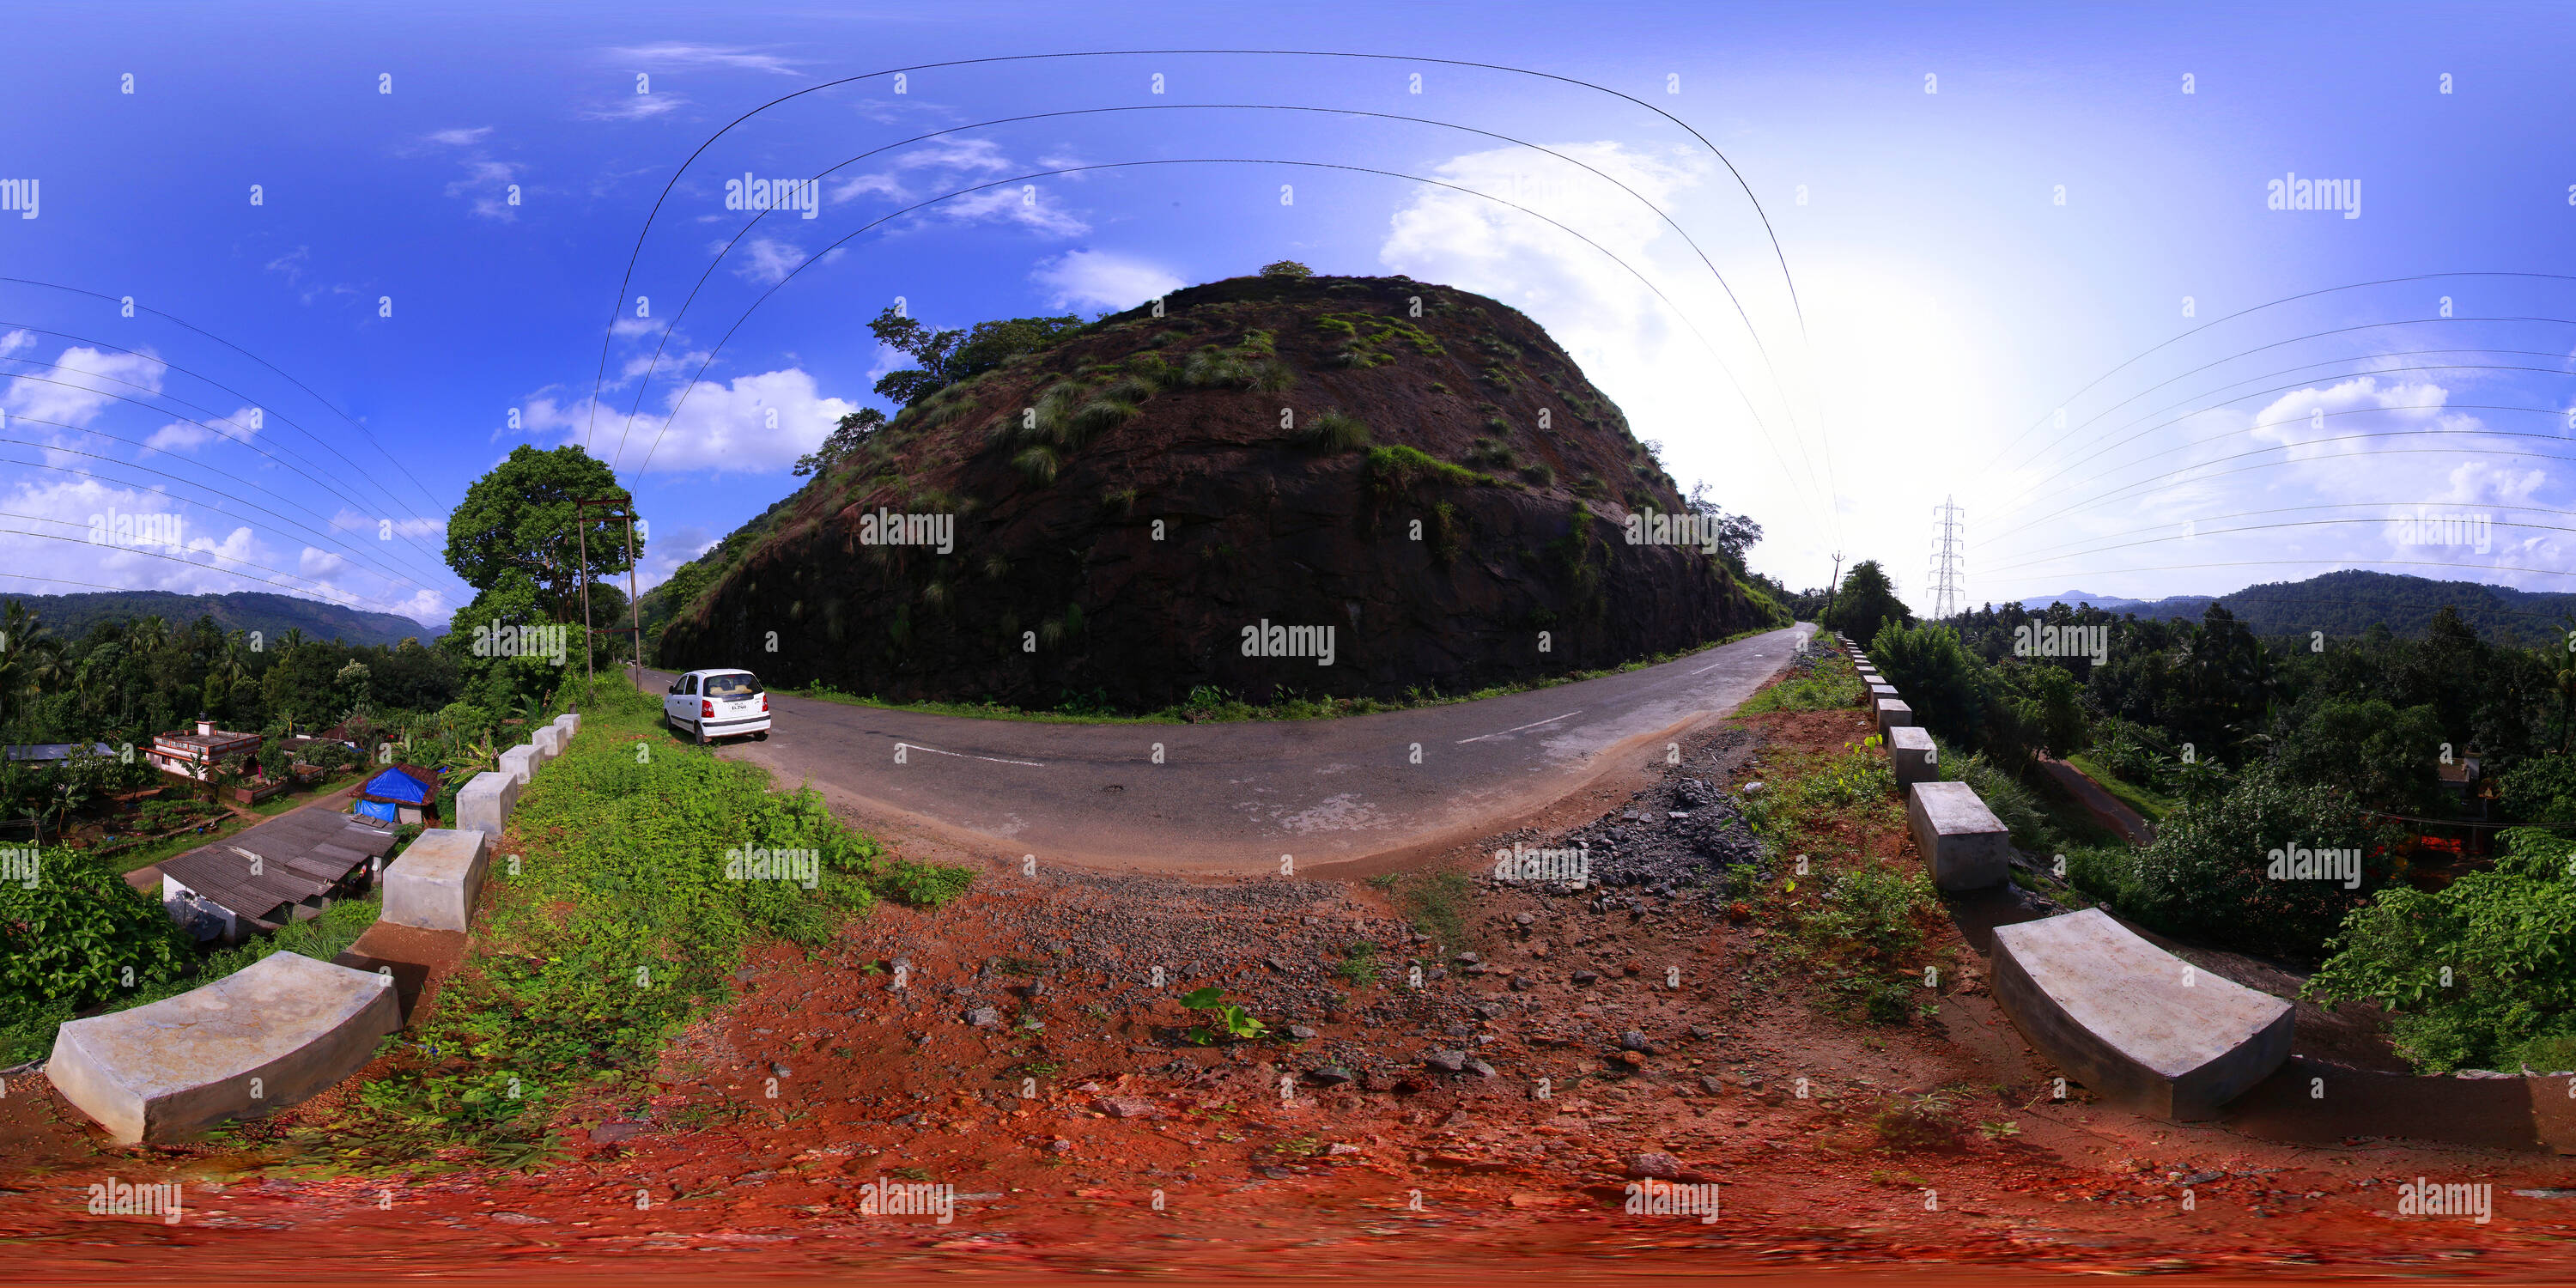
[1825,560,1910,643]
[445,445,636,621]
[865,306,1084,407]
[0,849,195,1012]
[1260,259,1314,278]
[2275,698,2449,816]
[793,406,887,477]
[2123,762,2397,961]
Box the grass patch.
[212,673,971,1172]
[1392,870,1473,949]
[2064,751,2175,823]
[1737,647,1868,715]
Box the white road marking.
[1457,710,1581,744]
[895,740,1045,768]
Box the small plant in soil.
[1179,987,1269,1044]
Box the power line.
[605,101,1826,524]
[1927,495,1965,619]
[627,157,1842,544]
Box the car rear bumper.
[701,714,771,734]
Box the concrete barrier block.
[1990,908,2293,1121]
[1867,681,1899,700]
[46,951,399,1143]
[553,713,578,742]
[382,829,491,933]
[1889,726,1938,787]
[1906,780,2011,890]
[497,744,537,787]
[1874,698,1915,738]
[456,770,519,839]
[530,725,561,762]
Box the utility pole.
[1928,496,1966,622]
[1821,550,1844,628]
[574,495,642,687]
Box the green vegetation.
[1822,559,1911,644]
[2308,829,2576,1072]
[1737,647,1868,715]
[1259,259,1313,278]
[2063,750,2174,823]
[1388,868,1473,948]
[228,673,970,1170]
[1179,986,1270,1043]
[1298,410,1374,453]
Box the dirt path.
[9,692,2575,1280]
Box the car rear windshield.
[702,673,764,698]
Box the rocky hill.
[655,273,1784,708]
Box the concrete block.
[1889,725,1938,787]
[530,725,561,762]
[46,951,399,1143]
[553,713,579,742]
[1867,681,1899,700]
[1874,698,1915,739]
[1990,908,2293,1121]
[497,744,537,787]
[381,829,491,933]
[1906,780,2011,890]
[455,770,519,839]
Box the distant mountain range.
[0,591,433,647]
[2011,570,2575,642]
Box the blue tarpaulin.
[359,764,437,805]
[355,798,400,823]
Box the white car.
[665,668,771,744]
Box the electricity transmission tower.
[1927,496,1966,622]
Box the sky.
[0,1,2571,629]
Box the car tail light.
[702,699,716,718]
[760,694,769,713]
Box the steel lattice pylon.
[1928,495,1966,622]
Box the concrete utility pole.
[1822,550,1844,625]
[1928,496,1966,622]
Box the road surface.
[644,622,1814,873]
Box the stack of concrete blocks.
[381,828,493,933]
[458,710,581,841]
[1905,780,2013,890]
[1990,908,2294,1121]
[46,951,401,1143]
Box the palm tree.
[0,599,64,728]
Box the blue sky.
[1,1,2570,629]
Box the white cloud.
[427,126,494,147]
[144,404,262,453]
[733,237,809,286]
[580,94,689,122]
[520,368,856,474]
[2,344,167,429]
[605,43,802,75]
[0,329,33,358]
[1032,249,1182,313]
[444,158,523,222]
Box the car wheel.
[696,720,713,746]
[753,730,769,742]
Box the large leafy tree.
[444,445,638,621]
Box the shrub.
[2307,828,2576,1072]
[1298,410,1373,453]
[2500,754,2576,823]
[1013,444,1061,485]
[1260,259,1313,278]
[0,849,194,1016]
[2125,762,2399,961]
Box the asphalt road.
[643,622,1814,874]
